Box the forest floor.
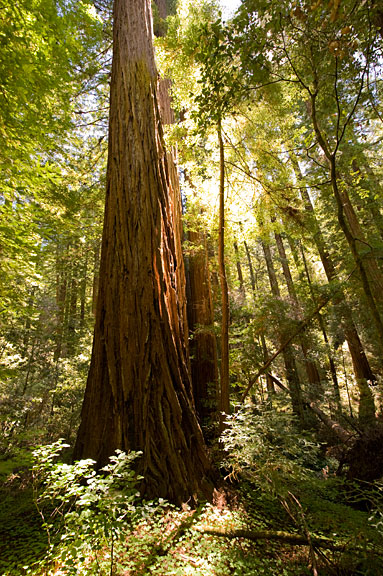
[1,461,383,576]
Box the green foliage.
[0,484,47,576]
[192,17,253,129]
[369,482,383,535]
[111,500,313,576]
[0,0,107,411]
[0,0,103,156]
[27,440,143,575]
[2,0,383,573]
[1,437,382,575]
[0,323,94,459]
[220,403,383,573]
[222,404,322,488]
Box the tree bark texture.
[74,0,212,504]
[157,76,190,370]
[187,224,219,424]
[154,0,218,428]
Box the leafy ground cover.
[0,438,382,576]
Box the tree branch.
[195,527,353,551]
[241,268,356,403]
[241,294,332,402]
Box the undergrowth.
[0,407,383,575]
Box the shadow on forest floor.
[1,463,383,575]
[0,477,48,574]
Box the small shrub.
[26,440,142,575]
[221,403,322,491]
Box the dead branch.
[195,527,349,551]
[306,402,352,444]
[250,367,353,444]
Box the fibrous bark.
[74,0,212,504]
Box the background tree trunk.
[297,241,341,410]
[296,172,376,425]
[274,231,323,398]
[218,120,230,431]
[233,240,246,302]
[261,240,305,424]
[243,237,275,399]
[187,224,219,426]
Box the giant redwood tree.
[74,0,212,504]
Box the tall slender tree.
[297,183,376,424]
[218,119,230,430]
[74,0,212,504]
[261,239,305,424]
[274,231,323,397]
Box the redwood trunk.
[74,0,212,504]
[187,224,219,424]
